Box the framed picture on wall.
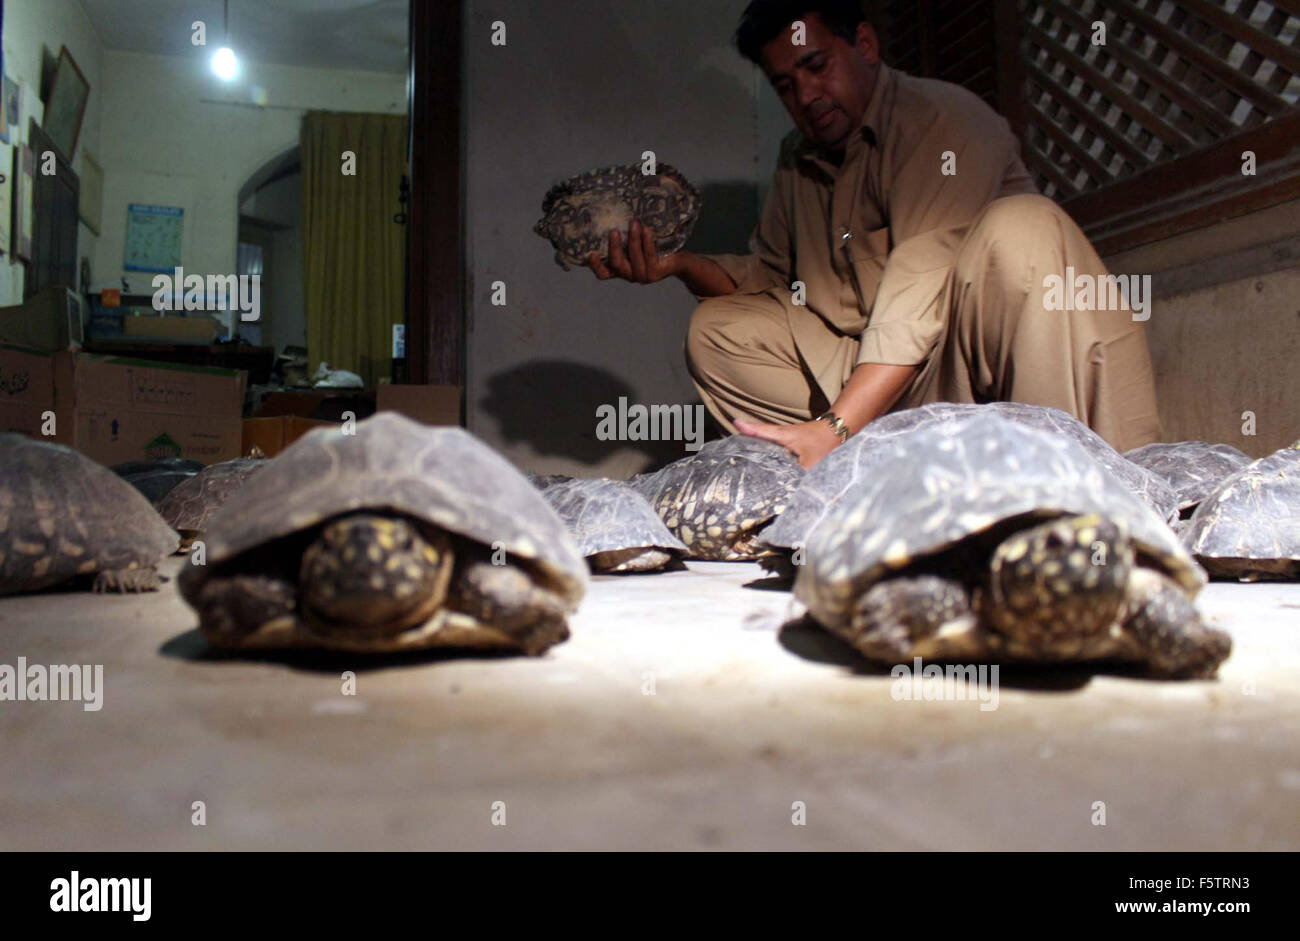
[42,46,89,163]
[2,76,19,141]
[79,150,103,234]
[12,142,32,262]
[0,143,10,255]
[0,28,6,146]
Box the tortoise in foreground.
[159,455,268,551]
[631,435,803,560]
[1,435,179,594]
[179,414,588,654]
[113,457,204,503]
[532,475,687,573]
[533,162,701,271]
[1182,443,1300,580]
[1124,441,1252,517]
[762,402,1179,575]
[795,415,1229,678]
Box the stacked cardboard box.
[0,345,75,445]
[0,344,246,465]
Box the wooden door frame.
[407,0,465,395]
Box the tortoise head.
[983,513,1134,645]
[298,513,454,638]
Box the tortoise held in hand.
[533,162,701,271]
[795,415,1230,678]
[532,475,687,573]
[1,434,179,594]
[179,414,588,654]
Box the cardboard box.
[3,347,248,465]
[375,384,460,426]
[121,314,218,343]
[242,416,338,458]
[0,344,74,444]
[72,355,246,465]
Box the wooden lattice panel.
[1022,0,1300,200]
[869,0,1002,107]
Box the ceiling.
[80,0,409,73]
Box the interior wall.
[1103,197,1300,458]
[95,49,404,296]
[0,0,105,306]
[464,0,765,479]
[756,65,790,210]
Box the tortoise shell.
[178,413,587,608]
[764,402,1179,558]
[1123,440,1252,513]
[158,457,267,543]
[631,435,804,560]
[794,414,1204,634]
[1182,445,1300,580]
[533,162,701,271]
[0,434,179,594]
[534,475,687,572]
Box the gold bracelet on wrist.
[815,410,850,444]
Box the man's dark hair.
[734,0,868,67]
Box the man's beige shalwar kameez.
[686,63,1160,453]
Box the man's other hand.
[588,219,680,284]
[734,418,841,470]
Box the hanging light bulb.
[211,0,239,80]
[212,46,238,80]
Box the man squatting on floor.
[587,0,1161,470]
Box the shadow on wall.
[683,180,760,256]
[479,360,720,471]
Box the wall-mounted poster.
[43,46,89,162]
[124,203,183,272]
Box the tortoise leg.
[1122,568,1232,678]
[848,576,980,662]
[195,574,296,645]
[449,559,570,655]
[984,513,1133,651]
[93,566,162,593]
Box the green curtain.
[301,111,408,388]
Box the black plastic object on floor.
[112,458,205,504]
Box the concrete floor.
[1,556,1297,851]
